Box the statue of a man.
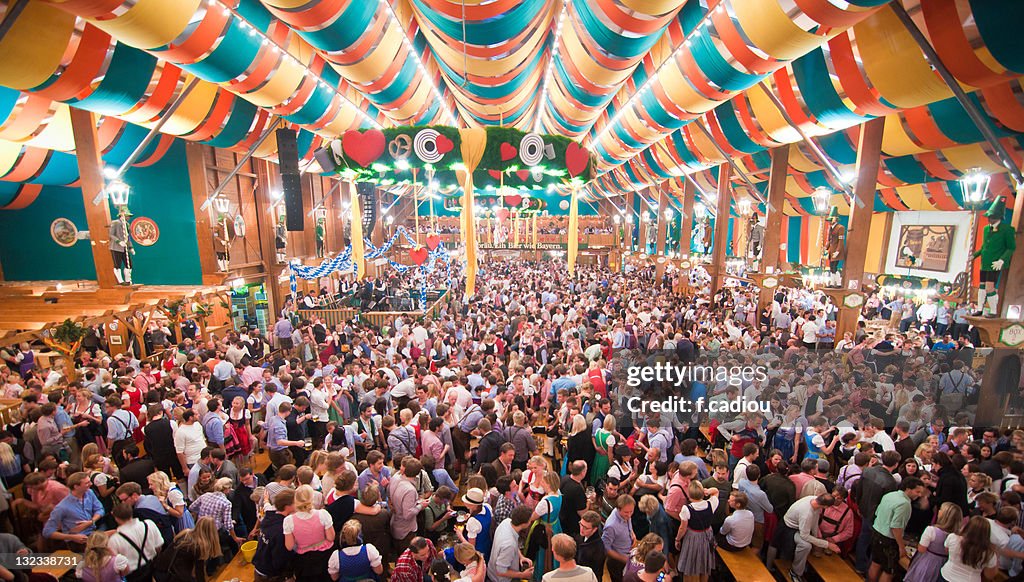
[109,208,134,285]
[972,197,1015,317]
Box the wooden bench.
[808,552,862,582]
[717,547,773,582]
[32,549,78,579]
[773,558,793,581]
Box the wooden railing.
[298,290,449,330]
[435,233,616,247]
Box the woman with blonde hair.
[520,455,547,510]
[149,470,193,532]
[563,414,595,478]
[905,502,963,582]
[327,519,384,582]
[531,471,564,580]
[942,515,999,582]
[76,532,128,582]
[622,533,665,582]
[452,542,487,582]
[284,484,335,582]
[153,516,223,582]
[674,479,720,582]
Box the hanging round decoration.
[130,217,160,246]
[519,133,545,166]
[559,199,570,211]
[50,217,78,247]
[389,134,412,160]
[414,129,445,163]
[234,215,246,238]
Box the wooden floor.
[214,451,270,582]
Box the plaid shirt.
[189,491,234,532]
[391,539,437,582]
[493,494,521,526]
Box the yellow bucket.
[240,541,258,563]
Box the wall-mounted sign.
[999,324,1024,348]
[130,217,160,246]
[843,293,865,309]
[50,218,78,247]
[761,276,779,289]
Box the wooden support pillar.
[655,188,669,278]
[680,180,696,258]
[837,118,885,339]
[710,165,733,293]
[758,145,790,313]
[625,190,635,252]
[254,159,285,316]
[185,143,222,285]
[639,189,651,255]
[69,108,118,289]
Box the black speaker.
[277,128,304,232]
[313,146,335,173]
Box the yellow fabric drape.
[513,215,520,246]
[568,186,580,276]
[458,128,487,296]
[350,184,366,281]
[532,213,538,248]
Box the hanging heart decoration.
[516,170,530,181]
[436,135,454,155]
[342,129,386,168]
[410,247,428,265]
[500,143,518,161]
[425,234,441,250]
[505,194,523,207]
[565,142,589,178]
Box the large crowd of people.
[0,259,1019,582]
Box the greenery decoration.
[317,126,593,189]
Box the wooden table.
[31,550,79,579]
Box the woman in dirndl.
[674,480,719,582]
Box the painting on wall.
[895,224,956,272]
[50,218,78,247]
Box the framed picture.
[894,224,955,272]
[108,335,123,345]
[50,218,78,247]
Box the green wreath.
[316,126,593,189]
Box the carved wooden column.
[710,165,733,293]
[69,108,117,288]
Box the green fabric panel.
[114,140,202,285]
[0,186,97,281]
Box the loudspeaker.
[277,128,304,232]
[313,146,335,173]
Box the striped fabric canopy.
[0,0,1020,213]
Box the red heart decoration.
[500,143,518,161]
[425,234,441,250]
[342,129,385,168]
[488,170,502,180]
[565,142,589,177]
[516,170,529,181]
[505,194,523,207]
[410,246,428,265]
[435,135,454,155]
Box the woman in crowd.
[906,502,963,582]
[283,484,335,582]
[76,532,128,582]
[940,516,999,582]
[327,519,384,582]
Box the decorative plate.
[50,218,78,247]
[130,217,159,246]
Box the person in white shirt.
[718,491,755,552]
[106,502,163,580]
[862,418,896,454]
[174,410,207,473]
[801,316,820,350]
[769,494,839,582]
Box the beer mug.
[304,437,313,451]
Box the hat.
[827,207,840,221]
[462,487,486,506]
[984,197,1006,219]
